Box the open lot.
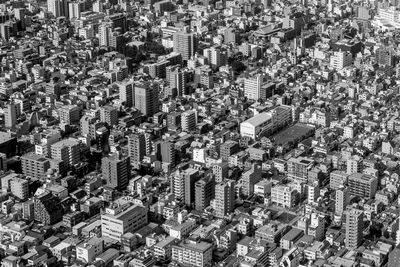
[272,123,315,146]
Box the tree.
[133,51,146,64]
[231,61,246,73]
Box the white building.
[330,51,353,70]
[76,237,104,263]
[244,74,263,100]
[271,183,300,208]
[240,112,273,140]
[101,203,148,241]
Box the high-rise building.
[203,46,227,69]
[335,186,349,216]
[330,171,349,190]
[99,21,123,49]
[34,191,64,225]
[102,153,130,190]
[134,82,159,117]
[59,105,80,125]
[345,208,363,249]
[241,163,262,196]
[107,13,127,33]
[51,138,81,169]
[346,155,363,175]
[287,156,314,183]
[80,116,103,140]
[183,168,201,207]
[244,74,264,101]
[93,0,103,12]
[68,1,84,19]
[47,0,61,17]
[172,240,212,267]
[22,200,34,221]
[48,0,69,17]
[161,141,175,167]
[224,27,239,44]
[10,177,29,200]
[195,175,215,211]
[100,105,118,127]
[21,153,51,180]
[4,103,17,129]
[376,46,396,67]
[215,180,235,218]
[173,28,198,61]
[118,80,135,107]
[128,133,146,169]
[306,181,320,203]
[167,66,189,96]
[271,183,300,208]
[309,212,325,241]
[181,110,197,132]
[330,51,353,70]
[170,168,199,204]
[220,141,239,161]
[347,173,378,198]
[212,162,229,183]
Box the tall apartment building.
[215,180,235,218]
[34,129,62,158]
[212,162,229,183]
[287,157,315,183]
[183,168,201,207]
[173,28,198,61]
[68,1,84,19]
[21,153,51,180]
[161,141,175,167]
[376,46,396,67]
[80,115,103,140]
[10,177,29,200]
[308,213,325,241]
[167,66,190,96]
[102,153,130,190]
[345,209,364,249]
[346,155,363,175]
[224,27,239,44]
[100,105,118,127]
[203,46,227,69]
[330,171,349,190]
[34,191,64,225]
[59,105,80,125]
[172,240,212,267]
[101,204,148,241]
[134,82,159,117]
[22,200,34,221]
[194,176,215,211]
[48,0,68,17]
[241,163,262,196]
[181,110,197,132]
[244,74,264,101]
[4,103,17,129]
[118,80,135,107]
[128,133,146,169]
[348,173,378,198]
[171,168,200,205]
[220,141,239,161]
[330,51,353,70]
[51,138,81,169]
[271,183,300,208]
[335,186,349,216]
